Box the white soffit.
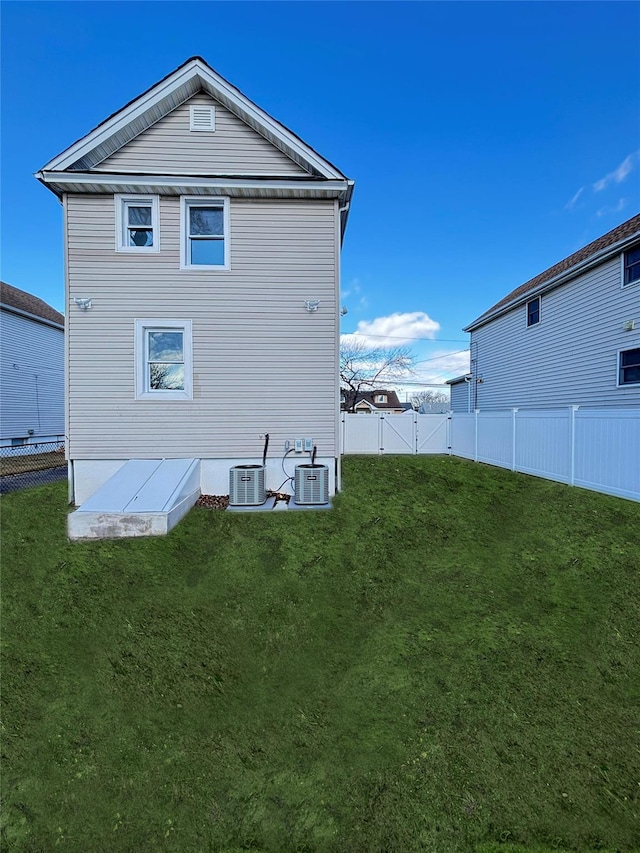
[38,57,347,180]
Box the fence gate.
[380,414,415,454]
[341,413,449,455]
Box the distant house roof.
[464,212,640,332]
[342,389,403,410]
[1,282,64,328]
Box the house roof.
[343,389,404,410]
[36,56,354,237]
[464,212,640,332]
[1,282,64,328]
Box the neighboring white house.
[36,57,354,505]
[0,282,64,447]
[460,214,640,411]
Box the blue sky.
[2,0,639,393]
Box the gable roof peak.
[37,56,350,182]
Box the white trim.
[115,194,159,253]
[134,319,193,400]
[180,196,230,271]
[0,302,64,331]
[189,104,215,131]
[616,345,640,387]
[621,246,640,288]
[38,58,346,179]
[526,295,541,328]
[37,171,350,195]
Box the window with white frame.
[115,195,159,252]
[180,197,229,269]
[135,320,193,400]
[376,394,387,403]
[623,246,640,286]
[618,347,640,386]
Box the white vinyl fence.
[341,412,448,455]
[341,408,640,502]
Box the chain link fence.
[0,439,67,494]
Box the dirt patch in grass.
[0,447,65,476]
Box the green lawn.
[2,456,639,852]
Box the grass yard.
[1,456,639,852]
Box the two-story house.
[457,214,640,411]
[36,57,353,518]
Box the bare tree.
[411,389,449,411]
[149,363,184,391]
[340,339,415,411]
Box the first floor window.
[527,297,540,326]
[135,319,193,400]
[180,196,229,269]
[115,195,159,252]
[623,246,640,286]
[619,347,640,386]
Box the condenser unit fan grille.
[229,464,266,506]
[294,464,329,505]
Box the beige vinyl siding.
[471,255,640,409]
[93,93,309,177]
[66,194,338,458]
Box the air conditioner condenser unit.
[294,464,329,506]
[229,464,266,506]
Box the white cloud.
[413,350,471,385]
[565,187,584,210]
[593,152,638,192]
[345,311,440,347]
[596,197,626,218]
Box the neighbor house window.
[527,297,540,326]
[115,195,159,252]
[376,394,387,403]
[618,347,640,386]
[135,320,193,400]
[623,246,640,286]
[180,197,230,269]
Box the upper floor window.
[115,195,159,253]
[527,297,540,327]
[623,246,640,286]
[376,394,387,403]
[618,347,640,386]
[180,197,230,270]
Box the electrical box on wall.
[294,439,303,453]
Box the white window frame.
[135,319,193,401]
[621,246,640,288]
[115,194,160,253]
[526,296,541,327]
[617,346,640,388]
[180,196,230,271]
[376,394,387,403]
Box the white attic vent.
[189,105,215,132]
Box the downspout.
[464,376,472,413]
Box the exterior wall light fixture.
[304,300,320,313]
[73,298,93,310]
